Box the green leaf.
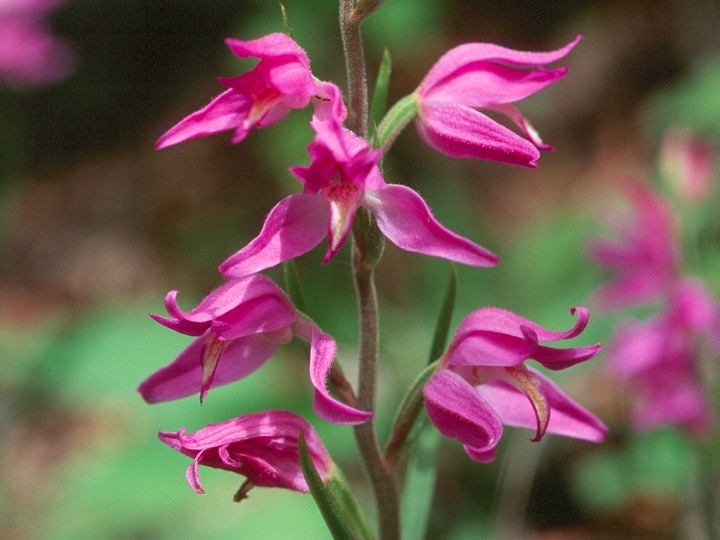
[400,423,442,540]
[384,361,438,469]
[369,48,392,141]
[385,264,455,467]
[428,262,457,364]
[299,434,374,540]
[283,259,307,313]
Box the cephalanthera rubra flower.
[424,306,607,463]
[219,81,498,278]
[159,411,331,499]
[415,36,581,167]
[138,274,371,425]
[156,33,317,149]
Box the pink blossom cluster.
[0,0,74,87]
[139,31,606,498]
[590,171,718,435]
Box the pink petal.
[159,411,332,493]
[365,184,498,267]
[447,307,598,370]
[456,306,590,343]
[225,33,310,67]
[299,321,372,425]
[477,367,607,443]
[424,369,504,463]
[219,193,328,278]
[137,333,278,403]
[311,80,348,125]
[155,89,251,149]
[421,36,581,93]
[416,101,540,166]
[421,62,567,109]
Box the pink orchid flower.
[155,33,317,149]
[137,274,371,425]
[219,82,498,278]
[0,0,74,87]
[607,279,717,435]
[414,35,581,167]
[423,306,607,463]
[589,179,680,311]
[159,410,331,499]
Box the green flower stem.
[340,0,368,138]
[351,232,400,540]
[340,3,399,537]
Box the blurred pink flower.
[607,279,717,435]
[0,0,74,87]
[414,35,581,167]
[660,127,714,205]
[219,81,498,278]
[589,179,680,310]
[137,274,371,425]
[159,410,331,498]
[156,33,317,149]
[423,306,607,463]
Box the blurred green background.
[2,0,720,538]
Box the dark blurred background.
[1,1,719,538]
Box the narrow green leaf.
[283,260,307,313]
[384,361,438,468]
[428,263,457,363]
[299,434,374,540]
[369,48,392,141]
[400,423,442,540]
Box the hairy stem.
[340,2,399,537]
[339,0,368,137]
[352,242,399,540]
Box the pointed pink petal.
[424,369,504,463]
[301,322,372,425]
[422,63,567,109]
[225,33,310,66]
[477,367,607,443]
[219,193,328,278]
[456,306,591,343]
[417,101,540,166]
[366,184,498,267]
[155,89,251,149]
[137,333,278,403]
[212,294,296,340]
[421,36,581,92]
[447,307,595,369]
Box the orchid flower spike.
[414,35,581,167]
[606,279,718,435]
[137,274,371,425]
[423,306,607,463]
[155,33,317,149]
[159,411,331,499]
[589,178,680,311]
[219,81,498,278]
